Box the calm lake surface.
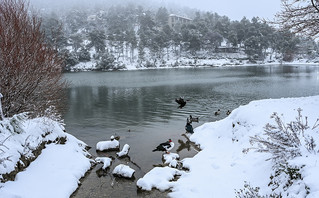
[63,65,319,197]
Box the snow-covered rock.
[96,138,119,151]
[163,153,179,167]
[112,164,135,178]
[116,144,130,158]
[136,166,183,191]
[95,157,112,169]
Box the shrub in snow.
[77,47,91,62]
[112,164,135,178]
[235,181,280,198]
[250,108,318,166]
[235,181,262,198]
[0,112,28,134]
[246,108,319,197]
[96,51,116,70]
[95,157,112,169]
[116,144,130,158]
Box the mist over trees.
[35,1,319,70]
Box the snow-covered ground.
[0,115,92,198]
[69,48,319,72]
[137,95,319,198]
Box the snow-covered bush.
[246,108,319,196]
[250,108,318,166]
[235,182,263,198]
[0,112,28,135]
[235,182,280,198]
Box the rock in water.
[112,164,135,178]
[95,157,112,169]
[116,144,130,158]
[96,137,120,151]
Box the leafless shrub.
[0,0,67,118]
[250,108,318,166]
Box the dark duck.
[175,97,187,108]
[152,139,174,154]
[188,115,199,123]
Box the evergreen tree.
[155,7,169,27]
[78,47,91,62]
[88,29,106,53]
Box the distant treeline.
[39,3,319,70]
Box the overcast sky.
[29,0,283,21]
[169,0,282,20]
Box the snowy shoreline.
[137,95,319,197]
[0,116,93,198]
[68,56,319,72]
[1,96,319,197]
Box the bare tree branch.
[0,0,67,118]
[274,0,319,38]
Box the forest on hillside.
[37,2,319,71]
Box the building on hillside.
[215,39,239,53]
[168,14,192,28]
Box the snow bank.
[116,144,130,158]
[96,138,119,151]
[136,95,319,197]
[95,157,112,169]
[112,164,135,178]
[0,116,92,198]
[136,166,183,191]
[170,95,319,198]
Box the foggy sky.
[29,0,282,21]
[169,0,282,20]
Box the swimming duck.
[214,109,221,116]
[188,115,199,123]
[175,97,186,108]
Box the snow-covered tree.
[275,0,319,38]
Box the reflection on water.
[64,65,319,197]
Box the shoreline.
[66,60,319,73]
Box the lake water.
[63,65,319,197]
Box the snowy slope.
[0,116,92,198]
[137,95,319,198]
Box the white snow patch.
[116,144,130,157]
[95,157,112,169]
[112,164,135,178]
[136,167,183,191]
[163,153,179,167]
[96,139,119,151]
